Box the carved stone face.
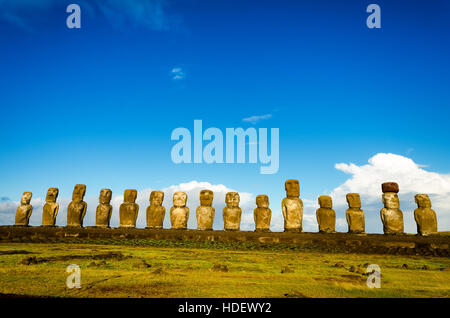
[200,190,213,206]
[173,192,187,207]
[318,195,332,208]
[21,192,32,205]
[256,195,269,208]
[383,193,400,209]
[225,192,240,207]
[285,179,300,197]
[415,194,431,208]
[99,189,112,204]
[46,188,59,202]
[124,189,137,203]
[72,184,86,202]
[346,193,361,208]
[150,191,164,206]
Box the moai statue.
[146,191,165,229]
[254,195,271,232]
[316,195,336,233]
[67,184,87,227]
[414,194,437,236]
[96,189,113,228]
[345,193,365,234]
[380,182,404,234]
[15,192,33,226]
[42,187,59,226]
[196,190,215,230]
[170,192,189,229]
[281,179,303,232]
[223,192,242,231]
[119,189,139,228]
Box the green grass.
[0,241,449,298]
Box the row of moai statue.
[14,180,438,236]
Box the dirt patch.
[284,292,309,298]
[88,282,179,297]
[88,261,107,268]
[211,264,228,272]
[340,274,364,282]
[0,293,55,298]
[133,259,152,269]
[0,250,34,255]
[152,268,166,274]
[281,266,295,273]
[19,251,130,265]
[19,256,46,265]
[313,274,365,284]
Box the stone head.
[150,191,164,206]
[346,193,361,208]
[124,189,137,203]
[46,188,59,202]
[173,192,187,207]
[415,194,431,208]
[21,192,32,205]
[200,190,214,206]
[285,179,300,197]
[225,192,240,208]
[256,195,269,208]
[99,189,112,204]
[382,192,400,209]
[72,184,86,202]
[382,182,399,194]
[318,195,333,208]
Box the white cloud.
[170,67,185,80]
[330,153,450,233]
[242,114,272,124]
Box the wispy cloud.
[170,67,186,80]
[242,114,272,124]
[0,0,179,31]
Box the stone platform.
[0,226,448,257]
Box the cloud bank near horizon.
[329,153,450,233]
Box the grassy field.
[0,241,449,298]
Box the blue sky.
[1,0,449,232]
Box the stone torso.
[223,207,242,230]
[170,207,189,229]
[147,205,166,228]
[381,208,404,234]
[316,208,336,233]
[42,202,59,226]
[414,208,437,235]
[346,208,365,233]
[96,204,112,227]
[254,207,271,231]
[67,201,87,227]
[120,203,139,227]
[15,204,32,226]
[282,197,303,231]
[196,206,215,230]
